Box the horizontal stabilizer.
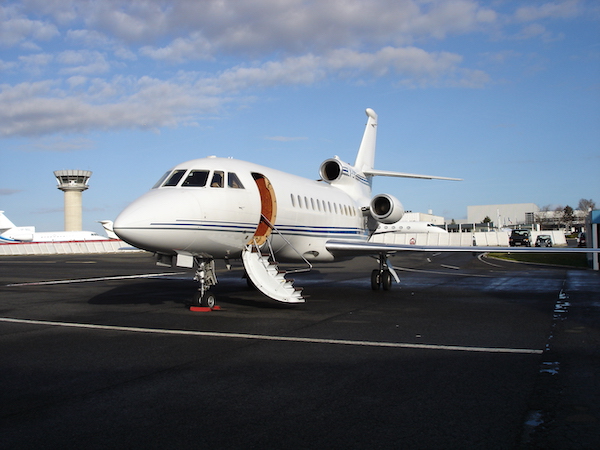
[364,169,462,181]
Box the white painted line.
[440,264,461,270]
[395,266,491,278]
[5,272,188,287]
[477,253,504,267]
[0,317,543,354]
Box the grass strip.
[487,252,589,268]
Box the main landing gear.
[192,258,217,308]
[371,254,398,291]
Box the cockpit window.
[163,170,187,187]
[228,172,244,189]
[152,171,171,189]
[210,171,224,188]
[182,170,210,187]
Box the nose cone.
[114,189,200,253]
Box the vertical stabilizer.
[0,211,16,232]
[354,108,378,173]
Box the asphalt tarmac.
[1,251,598,449]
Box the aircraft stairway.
[242,241,305,304]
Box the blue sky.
[1,0,599,232]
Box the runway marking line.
[0,317,543,355]
[4,272,187,287]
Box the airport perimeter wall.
[0,239,141,256]
[0,231,569,256]
[370,230,567,247]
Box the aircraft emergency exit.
[113,109,597,307]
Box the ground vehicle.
[578,232,586,247]
[535,235,553,247]
[509,229,531,247]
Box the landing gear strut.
[193,258,217,307]
[371,254,397,291]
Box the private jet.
[0,211,111,243]
[113,109,597,307]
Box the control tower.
[53,170,92,231]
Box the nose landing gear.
[193,258,218,308]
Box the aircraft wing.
[325,239,599,256]
[363,169,462,181]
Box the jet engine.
[320,158,352,183]
[319,156,358,184]
[370,194,404,224]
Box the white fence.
[0,239,140,256]
[0,231,570,257]
[370,230,567,247]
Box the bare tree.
[535,204,553,227]
[577,198,596,212]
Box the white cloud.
[0,4,59,47]
[0,0,588,138]
[0,77,222,137]
[140,32,213,62]
[515,0,581,22]
[57,50,111,75]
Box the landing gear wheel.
[193,290,216,308]
[200,292,216,308]
[371,269,381,291]
[381,270,392,291]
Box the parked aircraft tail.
[0,211,16,232]
[99,220,119,239]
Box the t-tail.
[0,211,17,233]
[319,108,462,227]
[319,108,379,205]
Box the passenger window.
[228,173,244,189]
[290,194,296,207]
[152,171,171,189]
[182,170,209,187]
[163,170,187,187]
[211,171,224,188]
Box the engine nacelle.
[370,194,404,224]
[320,158,353,183]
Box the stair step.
[242,247,305,304]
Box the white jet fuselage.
[114,157,368,262]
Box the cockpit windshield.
[154,169,246,189]
[152,171,171,189]
[210,171,224,188]
[228,172,244,189]
[163,170,186,187]
[182,170,209,187]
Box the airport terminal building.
[467,203,539,228]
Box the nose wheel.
[192,258,218,308]
[194,290,216,308]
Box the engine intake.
[370,194,404,224]
[319,159,343,183]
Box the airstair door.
[249,173,277,246]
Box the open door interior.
[249,173,277,246]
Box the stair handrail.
[249,215,312,274]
